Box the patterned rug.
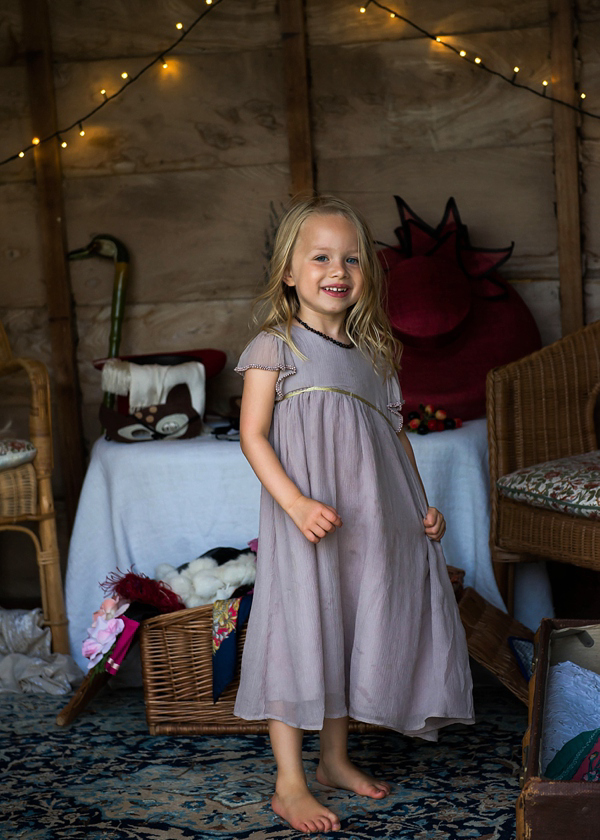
[0,676,526,839]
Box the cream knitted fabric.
[101,360,206,416]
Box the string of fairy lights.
[1,0,598,169]
[363,0,597,118]
[0,0,223,167]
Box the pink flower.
[82,638,102,660]
[82,602,129,670]
[91,597,129,627]
[94,616,124,645]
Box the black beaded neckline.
[294,317,353,349]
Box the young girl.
[234,195,474,834]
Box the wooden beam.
[279,0,315,197]
[549,0,584,335]
[21,0,86,530]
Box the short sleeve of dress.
[386,372,404,432]
[234,331,297,400]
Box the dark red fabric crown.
[379,197,541,420]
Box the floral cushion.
[0,439,37,473]
[497,450,600,520]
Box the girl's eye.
[314,255,328,262]
[347,257,359,265]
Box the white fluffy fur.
[181,557,218,580]
[155,550,256,608]
[155,563,177,580]
[192,574,223,599]
[163,574,193,601]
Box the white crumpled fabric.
[0,607,84,695]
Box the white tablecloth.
[66,419,553,670]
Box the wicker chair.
[0,321,69,653]
[486,320,600,615]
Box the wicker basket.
[141,604,261,734]
[458,586,534,704]
[140,604,379,735]
[141,582,530,734]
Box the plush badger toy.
[155,545,256,608]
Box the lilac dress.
[233,326,474,740]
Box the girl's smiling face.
[283,213,364,324]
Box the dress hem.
[233,708,476,739]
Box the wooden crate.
[517,618,600,840]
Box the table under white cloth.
[66,418,554,671]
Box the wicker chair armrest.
[486,321,600,481]
[0,356,53,474]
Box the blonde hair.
[253,195,402,375]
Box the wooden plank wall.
[0,0,597,597]
[0,0,289,468]
[310,0,560,336]
[580,1,600,321]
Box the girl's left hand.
[423,506,445,541]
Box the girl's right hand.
[286,495,343,544]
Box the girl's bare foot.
[272,782,341,834]
[316,757,391,798]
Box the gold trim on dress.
[280,386,395,430]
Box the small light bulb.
[459,50,467,57]
[18,151,25,158]
[513,66,520,74]
[435,36,442,42]
[79,128,85,137]
[100,88,107,95]
[359,6,366,13]
[121,71,128,79]
[474,56,481,64]
[390,12,395,17]
[581,92,586,99]
[176,21,183,29]
[542,80,548,86]
[32,136,40,145]
[60,139,67,148]
[163,60,168,68]
[206,0,213,4]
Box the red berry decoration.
[406,403,463,433]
